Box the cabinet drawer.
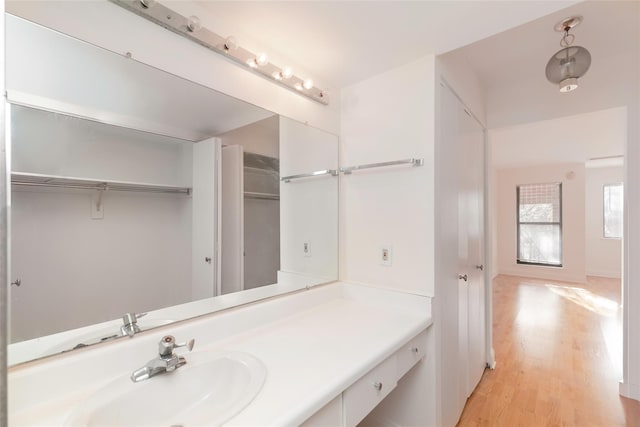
[396,330,427,378]
[343,355,397,427]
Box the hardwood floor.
[457,274,640,427]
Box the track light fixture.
[111,0,328,105]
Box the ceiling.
[490,107,627,169]
[446,0,639,168]
[192,1,579,89]
[445,0,640,129]
[190,1,638,124]
[188,0,638,167]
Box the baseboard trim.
[488,347,496,370]
[586,272,622,280]
[619,380,640,402]
[498,269,585,284]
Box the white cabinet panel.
[301,396,342,427]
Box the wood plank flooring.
[457,275,640,427]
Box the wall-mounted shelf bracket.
[340,158,424,175]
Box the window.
[517,183,562,266]
[604,183,623,239]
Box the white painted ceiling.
[445,1,639,168]
[444,0,640,129]
[193,0,579,89]
[490,107,627,169]
[191,0,638,169]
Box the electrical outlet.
[303,241,311,257]
[381,245,392,266]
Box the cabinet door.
[221,144,244,294]
[439,82,487,426]
[192,137,218,299]
[458,105,486,396]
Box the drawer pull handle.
[373,382,383,392]
[410,347,419,354]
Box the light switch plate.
[381,245,392,266]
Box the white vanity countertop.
[8,281,432,426]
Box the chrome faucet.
[130,335,195,382]
[120,312,147,337]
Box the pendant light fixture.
[545,16,591,93]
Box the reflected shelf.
[11,172,192,195]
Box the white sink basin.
[64,351,267,427]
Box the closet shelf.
[11,172,192,195]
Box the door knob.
[458,274,468,282]
[11,278,21,287]
[475,264,484,271]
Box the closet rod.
[244,191,279,200]
[340,158,424,174]
[11,172,191,195]
[280,169,338,183]
[11,180,192,195]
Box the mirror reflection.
[7,13,338,364]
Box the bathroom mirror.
[7,13,338,364]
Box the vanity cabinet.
[301,396,342,427]
[303,329,428,427]
[8,283,433,427]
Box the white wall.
[585,166,623,278]
[340,56,435,296]
[495,163,586,283]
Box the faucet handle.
[176,338,196,352]
[158,335,195,357]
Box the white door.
[221,144,244,294]
[440,83,487,425]
[191,137,218,300]
[460,106,486,396]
